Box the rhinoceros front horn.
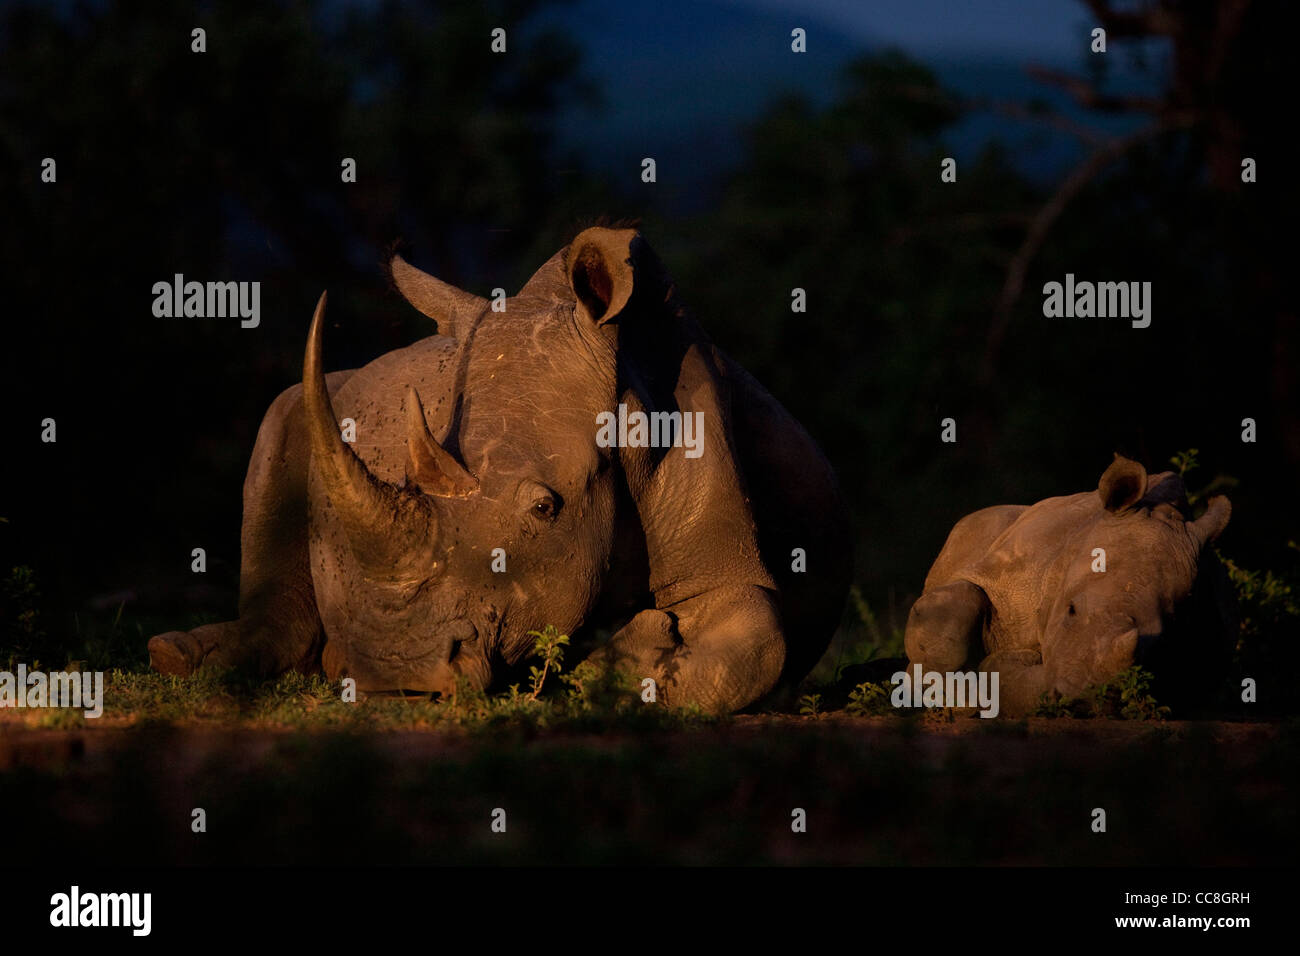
[303,292,435,567]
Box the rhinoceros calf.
[904,455,1233,715]
[148,226,850,713]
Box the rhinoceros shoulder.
[924,505,1029,589]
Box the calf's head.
[1041,455,1231,698]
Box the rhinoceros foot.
[147,622,236,677]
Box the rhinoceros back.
[722,354,853,685]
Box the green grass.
[13,632,724,733]
[0,545,1264,728]
[0,637,1180,731]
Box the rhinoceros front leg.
[979,647,1047,717]
[148,621,238,676]
[591,584,785,713]
[904,579,988,674]
[149,587,322,679]
[149,374,353,678]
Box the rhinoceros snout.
[320,617,477,694]
[1083,626,1140,688]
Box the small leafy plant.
[1093,666,1171,720]
[560,658,639,714]
[797,692,824,718]
[845,680,894,716]
[1169,447,1199,479]
[1032,693,1076,718]
[1222,549,1300,644]
[1033,665,1169,720]
[526,625,569,700]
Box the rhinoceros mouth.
[347,618,478,666]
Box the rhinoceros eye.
[528,493,562,523]
[1067,602,1077,617]
[516,480,561,528]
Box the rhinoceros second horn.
[404,386,478,498]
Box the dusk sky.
[720,0,1092,60]
[545,0,1159,194]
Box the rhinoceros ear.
[1098,453,1148,513]
[388,254,488,340]
[565,227,640,325]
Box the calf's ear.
[565,227,644,325]
[1098,453,1148,513]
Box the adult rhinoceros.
[149,226,850,713]
[903,454,1234,715]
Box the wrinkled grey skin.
[149,227,850,713]
[904,455,1233,715]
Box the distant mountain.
[535,0,1160,204]
[535,0,857,206]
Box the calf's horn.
[1189,495,1231,548]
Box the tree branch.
[1082,0,1181,37]
[978,112,1197,386]
[967,93,1111,145]
[1026,65,1164,114]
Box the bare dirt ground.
[1,716,1294,865]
